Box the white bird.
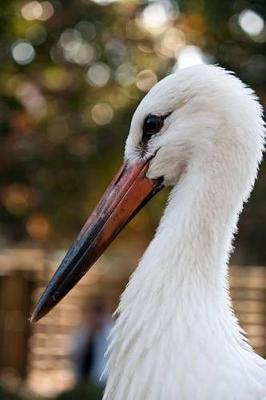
[32,65,266,400]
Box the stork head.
[31,65,264,322]
[125,65,264,189]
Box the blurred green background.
[0,0,265,399]
[1,0,266,262]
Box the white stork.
[32,65,266,399]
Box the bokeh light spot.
[238,9,264,37]
[11,40,36,65]
[15,82,47,119]
[26,215,52,241]
[75,21,96,41]
[67,42,94,64]
[60,29,82,51]
[141,3,168,31]
[139,1,177,34]
[74,43,95,65]
[2,184,39,215]
[136,70,158,92]
[21,1,54,21]
[156,28,185,58]
[59,29,95,64]
[86,62,111,87]
[115,63,136,86]
[91,103,114,125]
[38,1,54,21]
[21,1,42,20]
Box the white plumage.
[103,65,266,400]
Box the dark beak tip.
[29,313,37,324]
[30,305,44,323]
[30,310,39,324]
[30,290,56,323]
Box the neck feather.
[103,168,265,400]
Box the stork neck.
[148,173,238,297]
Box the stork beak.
[31,159,163,322]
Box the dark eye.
[143,114,164,137]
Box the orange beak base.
[31,159,164,322]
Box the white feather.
[104,65,266,400]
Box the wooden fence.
[230,266,266,357]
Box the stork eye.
[143,114,164,137]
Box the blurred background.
[0,0,265,399]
